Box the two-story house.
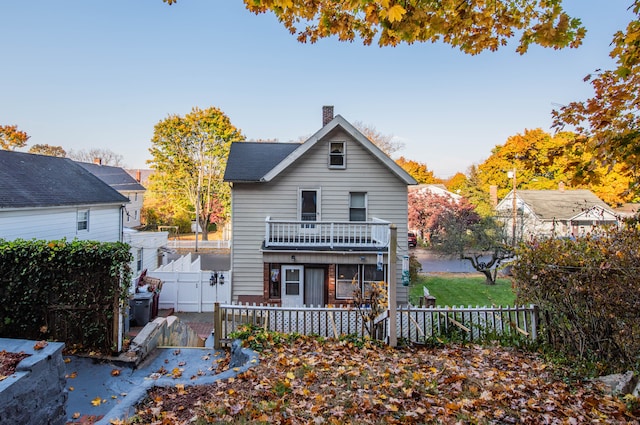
[0,150,129,242]
[77,159,146,228]
[223,107,417,306]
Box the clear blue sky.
[0,1,634,178]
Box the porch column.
[388,224,397,347]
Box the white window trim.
[328,141,346,169]
[349,192,368,221]
[298,188,322,222]
[77,209,89,232]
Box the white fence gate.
[148,253,231,312]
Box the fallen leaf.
[33,340,48,350]
[91,396,102,406]
[111,369,121,376]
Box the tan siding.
[230,131,412,303]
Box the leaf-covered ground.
[133,338,639,424]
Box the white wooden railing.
[264,217,390,249]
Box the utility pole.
[508,168,517,246]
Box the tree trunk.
[480,269,497,285]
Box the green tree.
[0,125,29,151]
[395,156,439,184]
[163,1,585,54]
[552,2,640,193]
[147,106,245,240]
[28,144,66,157]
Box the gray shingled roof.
[77,162,146,191]
[223,142,300,182]
[0,150,129,209]
[516,189,612,220]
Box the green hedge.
[513,226,640,374]
[0,239,132,353]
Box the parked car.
[408,232,417,248]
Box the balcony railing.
[265,217,390,250]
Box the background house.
[0,150,129,242]
[224,106,417,306]
[77,160,146,228]
[495,187,620,240]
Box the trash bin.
[132,292,154,326]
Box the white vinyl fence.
[148,253,231,312]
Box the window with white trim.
[349,192,367,221]
[329,142,345,169]
[77,210,89,231]
[335,264,386,300]
[136,248,143,272]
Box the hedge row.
[0,239,132,353]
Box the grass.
[409,273,516,307]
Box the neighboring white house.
[495,187,620,240]
[223,106,417,306]
[0,150,129,242]
[123,228,169,278]
[409,184,462,201]
[77,160,146,228]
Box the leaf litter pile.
[134,336,639,424]
[0,350,30,381]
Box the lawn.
[409,274,516,307]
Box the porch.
[264,217,390,250]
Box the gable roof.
[0,150,129,209]
[224,115,417,185]
[224,142,300,182]
[77,162,146,192]
[500,189,614,220]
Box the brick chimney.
[322,105,334,126]
[135,170,141,182]
[490,185,498,208]
[93,158,102,165]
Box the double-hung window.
[329,142,345,169]
[77,210,89,231]
[349,192,367,221]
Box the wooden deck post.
[213,302,222,349]
[388,224,397,347]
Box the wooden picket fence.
[212,303,538,348]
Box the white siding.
[231,129,411,303]
[0,205,123,242]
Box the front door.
[304,268,325,306]
[281,265,304,307]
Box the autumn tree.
[444,172,467,193]
[0,125,29,151]
[475,128,637,206]
[68,148,125,166]
[28,144,66,157]
[353,121,404,157]
[552,2,640,194]
[147,106,245,240]
[163,1,585,54]
[409,190,512,283]
[395,157,439,184]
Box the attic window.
[329,142,345,169]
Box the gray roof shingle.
[0,150,129,208]
[223,142,300,182]
[516,189,611,220]
[77,162,146,191]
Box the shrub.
[513,226,640,374]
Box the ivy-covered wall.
[0,239,132,353]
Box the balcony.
[264,217,390,250]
